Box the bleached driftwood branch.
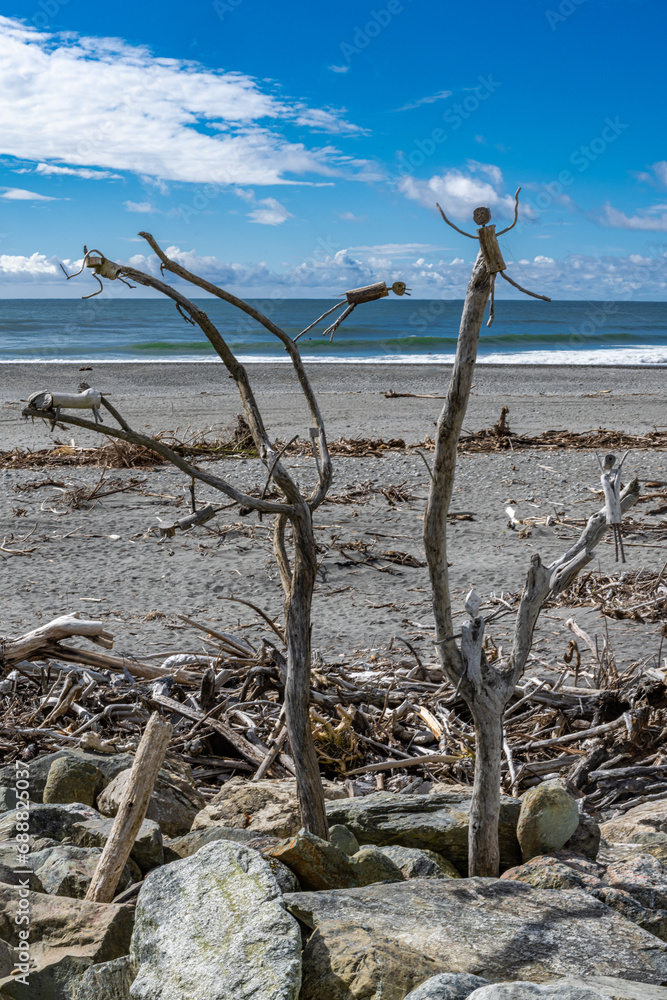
[423,247,639,877]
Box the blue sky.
[1,0,666,298]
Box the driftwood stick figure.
[436,187,551,326]
[294,280,411,343]
[596,450,629,562]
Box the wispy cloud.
[393,90,452,112]
[600,202,667,232]
[0,16,366,187]
[124,201,158,213]
[329,65,350,74]
[338,211,368,222]
[35,163,122,180]
[1,187,55,201]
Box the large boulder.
[467,986,603,999]
[43,758,107,808]
[284,878,667,999]
[602,799,667,865]
[0,751,134,809]
[545,975,667,998]
[163,825,263,861]
[72,956,136,1000]
[129,840,302,1000]
[71,816,163,874]
[0,804,100,844]
[325,790,522,873]
[191,777,346,837]
[0,884,134,1000]
[517,781,580,862]
[404,973,490,998]
[97,766,205,838]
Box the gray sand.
[1,363,665,673]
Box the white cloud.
[124,200,157,213]
[394,90,452,112]
[338,211,368,222]
[329,65,350,74]
[1,186,55,200]
[35,163,122,180]
[247,197,292,226]
[600,202,667,232]
[0,251,62,278]
[345,243,452,258]
[398,164,515,221]
[0,16,366,187]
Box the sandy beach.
[1,362,665,673]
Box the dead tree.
[424,220,639,877]
[20,233,389,839]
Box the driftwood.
[422,235,637,876]
[86,712,172,903]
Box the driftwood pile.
[1,611,665,820]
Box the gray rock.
[97,766,204,838]
[285,878,667,999]
[164,825,264,861]
[564,807,601,860]
[0,750,134,809]
[602,799,667,866]
[0,862,44,892]
[191,776,346,837]
[264,856,300,894]
[72,816,163,875]
[550,975,667,998]
[0,937,16,978]
[328,824,359,856]
[266,832,404,890]
[0,883,134,999]
[129,841,301,1000]
[325,790,522,873]
[404,972,491,999]
[0,803,100,843]
[73,956,136,1000]
[43,758,107,808]
[517,780,580,862]
[467,985,603,999]
[31,845,139,899]
[377,845,461,879]
[0,786,15,812]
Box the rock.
[467,985,603,999]
[602,800,667,864]
[97,766,205,838]
[0,938,16,978]
[264,857,300,894]
[191,776,346,837]
[564,807,601,860]
[328,824,359,856]
[0,803,100,844]
[284,878,667,999]
[501,853,605,893]
[0,750,134,809]
[30,845,139,899]
[0,786,15,812]
[0,884,134,1000]
[43,758,106,808]
[377,845,461,879]
[164,825,265,861]
[129,841,301,1000]
[0,863,44,892]
[265,832,404,890]
[404,972,491,998]
[325,790,522,873]
[604,853,667,911]
[72,956,136,1000]
[549,975,667,998]
[72,816,163,875]
[517,780,580,862]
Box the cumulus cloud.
[1,186,55,200]
[2,244,664,299]
[247,197,292,226]
[398,163,515,221]
[600,202,667,232]
[0,16,365,187]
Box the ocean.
[1,298,666,365]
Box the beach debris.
[294,280,411,343]
[597,449,629,562]
[436,189,550,325]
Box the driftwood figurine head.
[436,188,551,326]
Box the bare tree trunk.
[284,505,328,838]
[469,697,504,876]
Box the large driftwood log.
[423,248,639,877]
[1,614,113,663]
[86,712,172,903]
